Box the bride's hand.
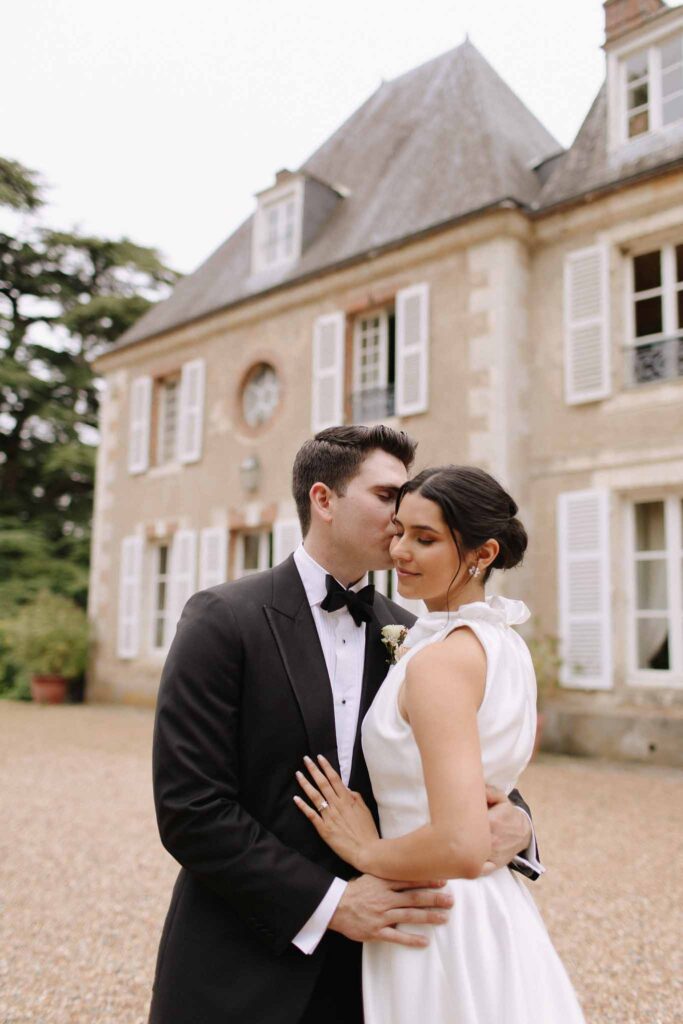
[294,755,379,870]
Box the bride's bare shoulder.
[405,627,486,689]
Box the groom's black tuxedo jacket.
[149,555,535,1024]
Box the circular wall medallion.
[241,362,281,428]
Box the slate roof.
[117,41,560,349]
[116,34,683,352]
[536,83,683,209]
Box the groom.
[149,425,539,1024]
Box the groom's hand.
[328,875,452,948]
[481,785,532,875]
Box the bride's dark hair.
[395,465,527,584]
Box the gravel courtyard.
[1,702,681,1024]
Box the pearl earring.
[468,564,482,579]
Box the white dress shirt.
[291,545,367,953]
[290,544,542,954]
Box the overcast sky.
[3,0,611,274]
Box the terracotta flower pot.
[31,674,68,704]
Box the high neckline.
[410,596,530,635]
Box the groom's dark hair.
[292,425,417,535]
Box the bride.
[295,465,585,1023]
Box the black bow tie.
[320,574,375,627]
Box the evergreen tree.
[0,157,178,613]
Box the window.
[661,35,683,126]
[151,544,172,650]
[233,530,272,578]
[629,244,683,384]
[351,310,396,422]
[621,34,683,140]
[626,50,650,137]
[252,184,303,274]
[262,194,296,266]
[155,377,180,464]
[630,498,683,681]
[128,359,205,475]
[241,363,281,428]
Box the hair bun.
[492,517,527,570]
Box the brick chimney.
[604,0,667,43]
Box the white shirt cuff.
[292,877,348,954]
[512,807,545,875]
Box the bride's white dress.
[361,596,585,1024]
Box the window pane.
[677,289,683,331]
[159,545,168,574]
[636,560,668,610]
[633,250,661,292]
[663,93,683,125]
[660,36,682,69]
[627,51,648,81]
[637,619,670,669]
[677,245,683,283]
[662,65,683,97]
[628,110,649,136]
[628,83,649,110]
[243,534,261,570]
[635,296,663,336]
[635,502,666,551]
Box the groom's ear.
[309,482,334,525]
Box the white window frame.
[623,46,653,140]
[150,542,173,652]
[612,24,683,145]
[626,495,683,688]
[233,529,272,578]
[156,377,180,466]
[353,311,390,394]
[252,179,304,274]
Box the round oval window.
[241,363,281,428]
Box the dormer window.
[251,170,343,277]
[252,174,304,275]
[626,49,649,137]
[618,33,683,142]
[262,192,298,266]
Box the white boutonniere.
[381,624,409,665]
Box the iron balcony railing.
[351,384,395,422]
[627,336,683,386]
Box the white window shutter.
[178,359,205,464]
[557,489,612,689]
[311,312,345,432]
[273,518,302,566]
[169,529,198,631]
[396,283,429,416]
[117,536,143,658]
[564,247,611,404]
[128,376,152,474]
[199,527,227,590]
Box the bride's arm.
[295,629,492,881]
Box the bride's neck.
[424,582,485,613]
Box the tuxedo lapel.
[264,556,341,774]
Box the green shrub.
[1,591,90,680]
[526,626,562,708]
